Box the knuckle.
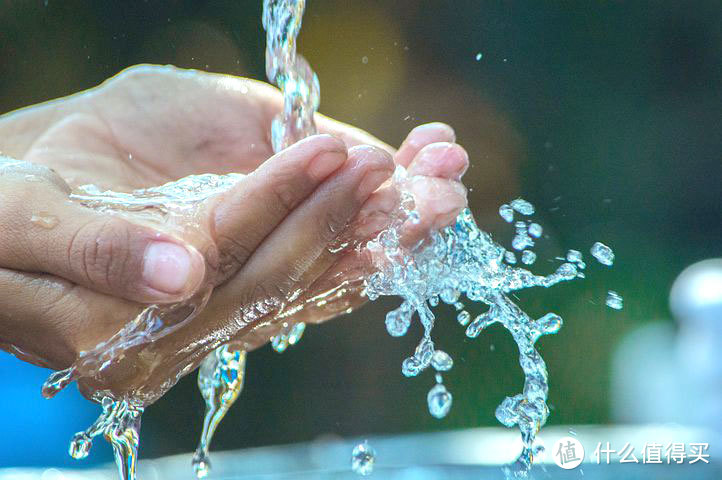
[69,218,131,290]
[268,177,298,215]
[317,209,348,244]
[216,234,253,274]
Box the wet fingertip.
[406,122,456,145]
[347,145,395,200]
[409,142,469,180]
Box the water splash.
[364,182,595,474]
[68,397,143,480]
[351,440,376,476]
[590,241,615,266]
[192,346,247,478]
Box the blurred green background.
[0,0,721,467]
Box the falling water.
[192,346,247,478]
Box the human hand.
[0,65,468,402]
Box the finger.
[197,146,394,336]
[210,134,347,279]
[0,267,139,370]
[0,162,206,304]
[315,113,396,154]
[406,142,469,181]
[401,176,468,247]
[394,123,456,168]
[238,145,394,299]
[346,142,469,243]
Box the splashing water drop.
[351,441,376,476]
[499,204,514,223]
[512,221,534,250]
[505,250,517,264]
[566,249,582,263]
[590,242,615,266]
[606,290,623,310]
[385,307,411,337]
[427,383,453,419]
[69,432,92,459]
[431,350,453,371]
[528,222,542,238]
[456,310,471,326]
[510,198,535,215]
[521,250,537,265]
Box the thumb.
[0,158,206,304]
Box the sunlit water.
[25,1,622,479]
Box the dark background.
[0,0,720,468]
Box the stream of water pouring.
[191,2,319,475]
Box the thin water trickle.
[192,346,247,478]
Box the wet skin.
[0,65,469,402]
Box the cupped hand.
[0,65,468,402]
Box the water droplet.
[590,242,614,266]
[566,249,583,263]
[499,204,514,223]
[69,432,92,459]
[505,251,517,264]
[361,56,369,64]
[528,223,542,238]
[521,250,536,265]
[431,350,453,371]
[30,212,59,229]
[537,313,563,335]
[270,334,289,353]
[475,52,483,61]
[24,174,43,182]
[510,198,535,215]
[385,309,411,337]
[606,290,623,310]
[287,322,306,345]
[351,441,375,476]
[427,383,453,419]
[456,310,471,326]
[192,451,210,478]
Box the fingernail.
[143,241,195,294]
[308,149,346,181]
